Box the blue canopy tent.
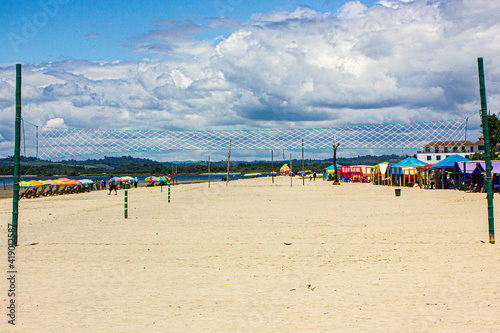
[323,163,341,181]
[429,155,470,189]
[392,157,428,168]
[390,158,427,186]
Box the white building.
[416,140,477,163]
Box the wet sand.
[0,177,499,332]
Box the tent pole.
[453,163,456,190]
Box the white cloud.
[45,118,67,128]
[0,0,498,160]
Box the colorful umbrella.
[19,181,34,187]
[58,177,71,182]
[79,179,94,185]
[28,180,44,187]
[157,176,170,182]
[45,180,59,185]
[145,176,159,182]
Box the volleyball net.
[21,116,471,160]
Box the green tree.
[480,112,500,159]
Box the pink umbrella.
[45,180,59,185]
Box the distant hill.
[0,154,405,176]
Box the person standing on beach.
[108,176,117,195]
[313,172,316,181]
[134,176,138,188]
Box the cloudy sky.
[0,0,498,161]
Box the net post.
[290,153,293,187]
[11,64,22,247]
[124,183,128,219]
[302,138,305,186]
[168,175,171,203]
[208,156,211,188]
[271,150,274,184]
[478,57,495,244]
[226,139,231,186]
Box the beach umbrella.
[145,176,159,182]
[57,177,71,182]
[28,180,44,187]
[80,179,94,184]
[110,177,122,182]
[157,176,170,182]
[54,180,66,185]
[45,180,59,185]
[121,176,134,180]
[19,181,34,187]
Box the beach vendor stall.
[323,164,341,181]
[418,162,437,189]
[428,155,470,189]
[350,165,372,183]
[340,166,352,182]
[372,162,389,185]
[390,157,427,187]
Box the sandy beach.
[1,176,499,332]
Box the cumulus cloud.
[0,0,499,160]
[45,118,67,128]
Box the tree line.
[0,154,405,176]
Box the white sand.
[1,176,499,332]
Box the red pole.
[271,150,274,184]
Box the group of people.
[107,176,138,195]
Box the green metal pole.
[478,57,495,244]
[168,175,171,203]
[124,183,128,219]
[11,64,22,247]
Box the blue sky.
[0,0,498,161]
[1,0,376,63]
